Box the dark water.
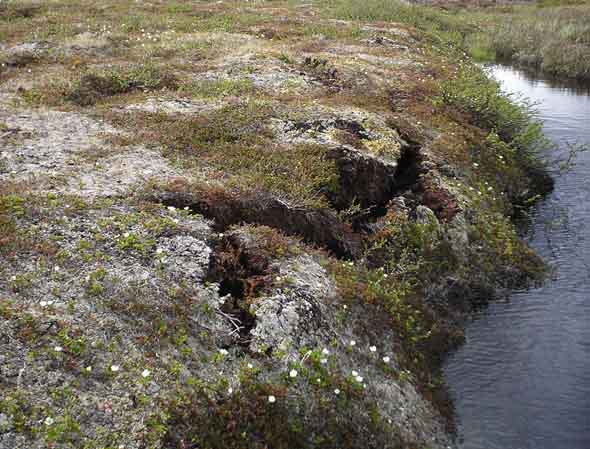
[444,65,590,449]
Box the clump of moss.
[66,63,178,106]
[161,371,405,449]
[0,3,41,20]
[109,104,340,208]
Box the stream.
[444,65,590,449]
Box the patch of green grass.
[463,2,590,79]
[180,78,257,99]
[321,0,475,45]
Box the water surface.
[444,65,590,449]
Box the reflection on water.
[444,65,590,449]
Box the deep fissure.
[156,142,425,259]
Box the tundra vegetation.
[0,0,555,448]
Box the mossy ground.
[0,1,554,448]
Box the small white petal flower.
[352,370,358,377]
[343,305,348,310]
[54,346,63,352]
[383,356,391,363]
[349,340,356,346]
[110,365,120,372]
[268,395,276,403]
[85,366,92,372]
[247,363,253,369]
[123,232,130,238]
[356,375,363,383]
[219,349,229,356]
[320,358,328,364]
[183,206,189,210]
[369,345,377,352]
[54,266,60,272]
[334,389,340,395]
[228,387,233,394]
[317,378,321,383]
[289,369,298,378]
[322,348,330,355]
[141,369,151,378]
[44,417,54,426]
[156,248,163,254]
[10,275,16,281]
[167,206,176,212]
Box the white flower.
[110,365,120,372]
[228,387,233,394]
[352,370,358,377]
[54,266,60,272]
[44,417,54,426]
[219,349,229,356]
[322,348,330,355]
[123,232,130,238]
[289,369,298,378]
[156,248,163,254]
[247,363,254,369]
[349,340,356,346]
[317,378,321,383]
[141,369,151,378]
[85,366,92,372]
[356,375,363,383]
[473,162,479,167]
[183,206,189,210]
[268,395,276,403]
[54,346,63,352]
[343,305,348,310]
[369,345,377,352]
[10,275,16,281]
[320,358,328,364]
[334,389,340,395]
[167,206,176,212]
[383,356,390,363]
